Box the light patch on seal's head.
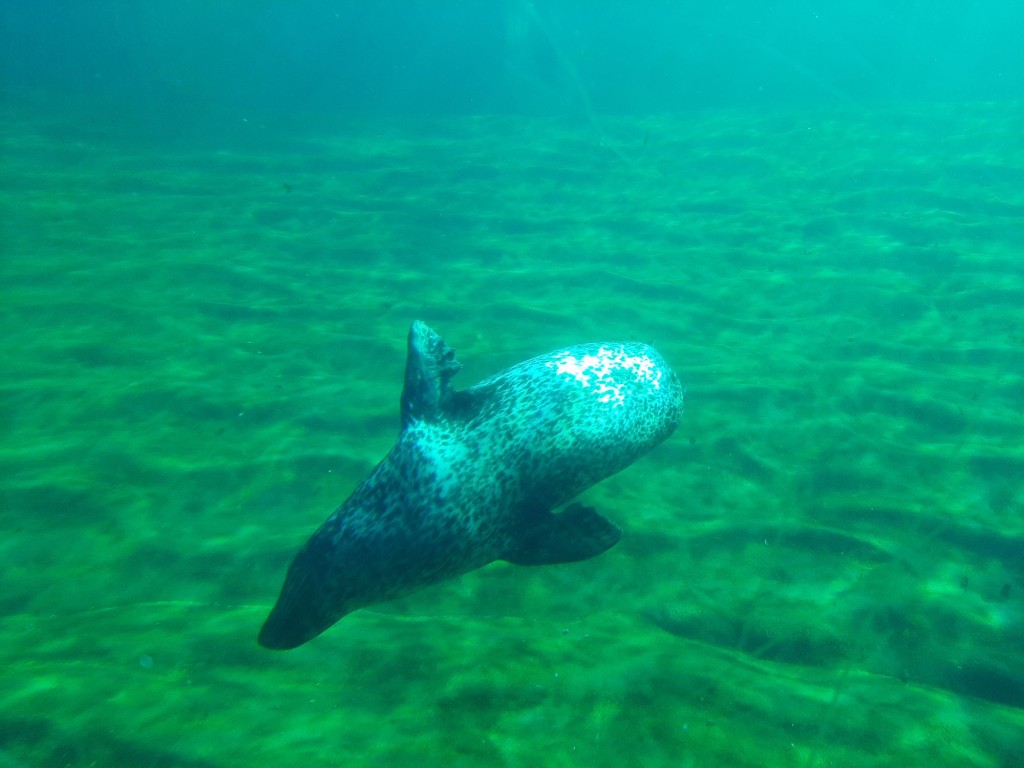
[546,345,664,407]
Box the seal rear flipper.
[401,320,463,429]
[502,503,622,565]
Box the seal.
[258,321,685,649]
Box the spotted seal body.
[258,321,684,649]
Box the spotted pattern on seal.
[258,323,685,649]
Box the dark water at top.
[4,1,1023,131]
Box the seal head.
[258,321,684,649]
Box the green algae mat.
[1,102,1022,767]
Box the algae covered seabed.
[1,101,1022,767]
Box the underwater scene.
[1,2,1022,766]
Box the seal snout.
[257,607,311,650]
[259,597,346,650]
[258,553,345,649]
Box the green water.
[1,101,1022,767]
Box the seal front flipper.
[401,320,462,428]
[502,503,622,565]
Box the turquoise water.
[2,3,1023,767]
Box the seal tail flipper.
[401,320,463,429]
[502,503,622,565]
